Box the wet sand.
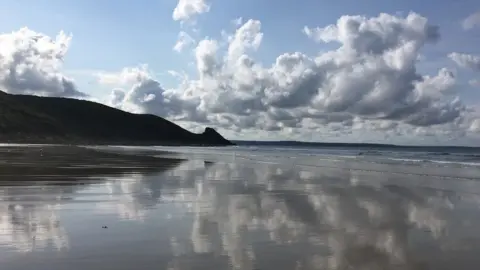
[0,145,183,180]
[1,145,480,269]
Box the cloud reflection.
[2,147,479,269]
[87,158,462,269]
[0,146,184,254]
[0,185,71,252]
[145,160,480,270]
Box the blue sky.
[0,0,480,144]
[2,0,478,73]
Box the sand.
[0,145,479,270]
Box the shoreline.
[0,138,234,147]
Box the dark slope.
[0,91,233,146]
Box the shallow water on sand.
[2,146,480,270]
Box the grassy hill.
[0,91,233,146]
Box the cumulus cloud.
[173,31,195,52]
[226,19,263,63]
[97,65,150,85]
[98,65,200,120]
[109,88,126,107]
[195,39,220,77]
[173,0,210,22]
[0,27,85,97]
[303,12,439,46]
[4,10,479,141]
[449,52,480,71]
[101,12,480,138]
[191,13,462,128]
[462,11,480,30]
[469,119,480,132]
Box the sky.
[0,0,480,145]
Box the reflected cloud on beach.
[2,150,480,269]
[0,146,184,255]
[94,160,206,221]
[97,174,161,221]
[85,158,472,269]
[0,185,71,252]
[145,160,480,270]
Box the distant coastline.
[233,140,480,152]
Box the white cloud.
[102,12,480,139]
[449,52,480,71]
[173,31,195,52]
[232,17,243,27]
[99,64,200,121]
[226,19,263,64]
[167,69,187,80]
[469,119,480,132]
[96,65,151,85]
[173,0,210,22]
[303,12,439,48]
[109,88,126,107]
[470,79,480,87]
[4,9,480,142]
[462,11,480,30]
[195,39,220,77]
[0,27,85,97]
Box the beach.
[1,145,480,269]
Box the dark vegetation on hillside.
[0,91,232,146]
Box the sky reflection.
[1,149,480,269]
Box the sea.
[101,143,480,179]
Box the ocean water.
[1,144,480,269]
[99,144,480,179]
[101,143,480,165]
